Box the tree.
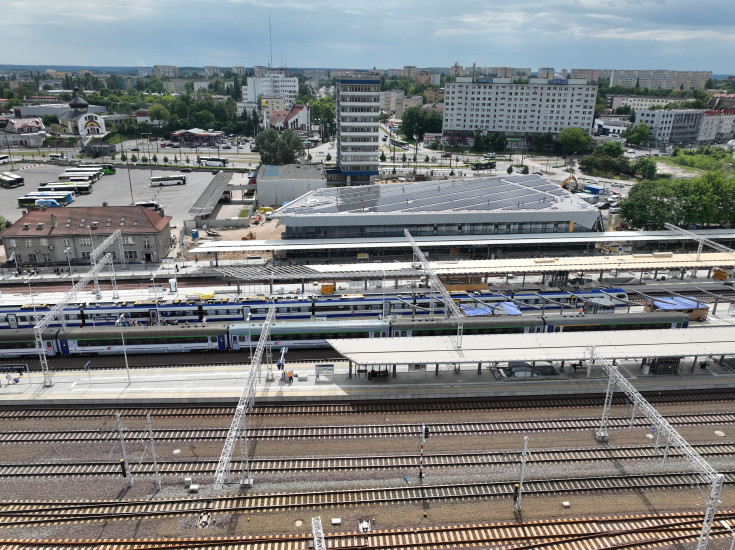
[595,141,624,158]
[507,165,513,174]
[255,128,305,165]
[120,152,127,162]
[148,104,169,125]
[380,152,386,162]
[521,165,529,174]
[131,154,138,163]
[163,156,169,164]
[326,153,331,162]
[152,154,158,164]
[141,155,148,164]
[622,123,651,146]
[633,156,657,179]
[401,153,407,163]
[555,127,592,156]
[41,114,59,127]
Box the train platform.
[1,354,734,407]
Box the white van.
[49,153,66,160]
[243,255,267,266]
[135,201,163,213]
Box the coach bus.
[0,174,23,189]
[78,163,115,175]
[63,168,102,182]
[150,174,187,186]
[58,173,95,184]
[39,181,92,195]
[18,191,74,207]
[198,157,229,167]
[2,172,24,185]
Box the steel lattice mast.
[404,229,464,347]
[214,305,276,488]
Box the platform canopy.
[328,326,735,367]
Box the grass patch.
[239,208,251,218]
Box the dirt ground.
[181,217,285,261]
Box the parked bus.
[18,191,74,207]
[63,168,102,181]
[34,199,62,207]
[38,181,92,195]
[2,172,24,185]
[150,174,187,186]
[0,155,10,165]
[198,157,229,167]
[0,174,23,189]
[78,163,115,175]
[58,173,95,184]
[39,181,92,195]
[48,153,66,161]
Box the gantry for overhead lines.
[665,222,735,261]
[34,253,119,387]
[89,229,125,298]
[214,305,276,489]
[587,345,723,550]
[404,230,464,348]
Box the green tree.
[41,114,59,127]
[380,152,386,162]
[633,156,657,179]
[120,152,127,162]
[555,127,592,156]
[521,165,529,174]
[163,156,169,164]
[148,103,169,124]
[401,153,407,163]
[141,155,148,163]
[326,152,331,162]
[152,154,158,164]
[131,154,138,163]
[622,123,651,146]
[595,141,624,158]
[255,128,305,165]
[507,165,513,174]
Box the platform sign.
[0,364,27,373]
[316,364,334,375]
[409,363,427,371]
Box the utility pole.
[116,413,133,488]
[146,412,161,490]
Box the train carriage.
[391,316,545,337]
[543,311,689,332]
[229,319,389,350]
[56,324,228,355]
[0,328,59,357]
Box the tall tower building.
[335,75,380,184]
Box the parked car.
[131,147,140,151]
[596,202,611,210]
[533,171,543,175]
[181,168,192,173]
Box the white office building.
[242,71,298,110]
[335,75,381,184]
[635,109,704,145]
[443,77,597,135]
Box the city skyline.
[5,0,735,74]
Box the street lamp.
[115,314,132,383]
[64,247,75,286]
[86,225,94,267]
[151,274,160,325]
[24,278,36,316]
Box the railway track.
[2,391,734,419]
[3,511,735,550]
[2,442,734,479]
[2,412,734,444]
[2,472,735,527]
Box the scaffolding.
[404,229,464,348]
[213,305,276,488]
[587,345,723,550]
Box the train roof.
[228,319,387,334]
[57,323,228,339]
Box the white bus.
[58,174,95,184]
[64,168,102,181]
[150,174,187,187]
[77,163,115,175]
[198,157,229,167]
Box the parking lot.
[0,163,217,229]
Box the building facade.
[379,90,405,112]
[609,70,711,90]
[153,65,179,78]
[1,117,46,147]
[697,110,735,143]
[1,206,173,267]
[443,77,597,136]
[635,109,704,145]
[242,71,298,110]
[58,89,106,136]
[610,96,676,111]
[336,76,380,184]
[203,66,221,77]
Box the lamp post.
[246,313,253,362]
[86,225,94,267]
[25,278,36,316]
[64,247,75,286]
[116,314,132,383]
[151,274,160,325]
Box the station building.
[274,175,603,240]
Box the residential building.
[570,69,613,83]
[594,118,631,136]
[1,117,46,147]
[430,73,441,87]
[137,67,153,77]
[697,110,735,143]
[708,94,735,110]
[538,67,555,79]
[423,88,444,104]
[611,96,676,111]
[242,70,298,110]
[415,71,431,86]
[231,66,248,75]
[442,77,597,137]
[162,80,187,93]
[395,95,423,119]
[379,90,405,112]
[609,70,711,90]
[635,109,704,145]
[335,75,380,184]
[203,66,221,77]
[119,76,137,90]
[193,81,210,92]
[39,80,62,90]
[260,96,286,128]
[403,66,418,78]
[58,89,106,136]
[153,65,179,78]
[1,206,173,267]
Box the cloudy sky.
[6,0,734,74]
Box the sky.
[5,0,735,74]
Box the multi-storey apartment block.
[443,77,597,136]
[635,109,704,145]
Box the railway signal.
[418,424,428,479]
[424,425,430,439]
[119,458,127,478]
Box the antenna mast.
[269,13,273,68]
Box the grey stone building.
[2,206,173,268]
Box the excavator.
[561,175,580,191]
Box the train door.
[58,339,70,355]
[7,314,17,329]
[533,325,544,333]
[149,309,159,325]
[241,306,250,320]
[217,335,226,350]
[197,304,204,321]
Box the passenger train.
[0,288,629,330]
[0,311,689,358]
